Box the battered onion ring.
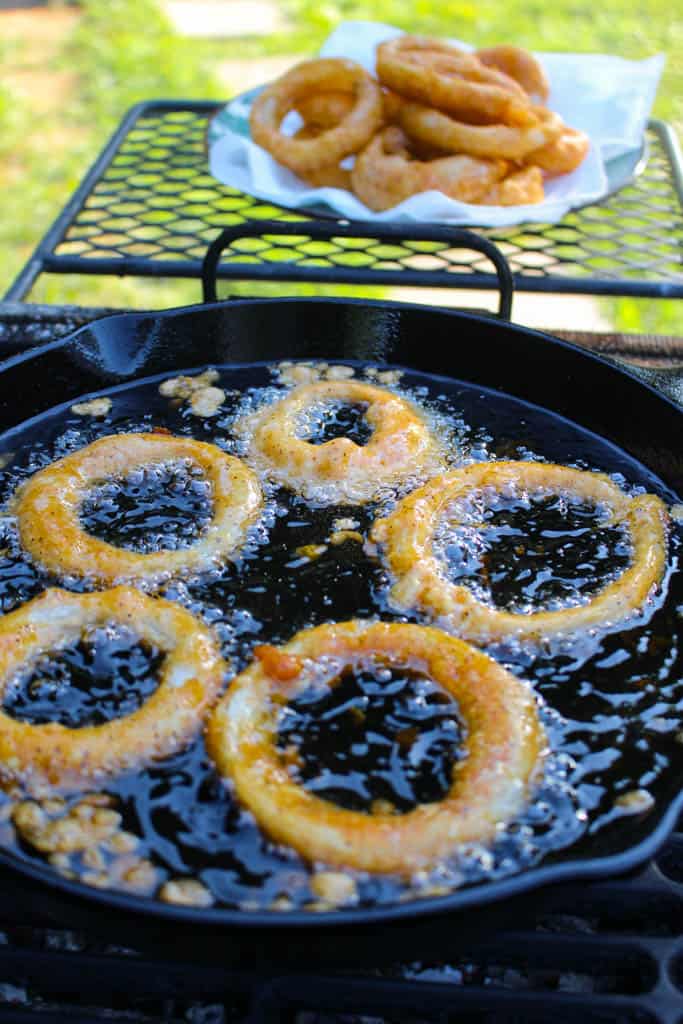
[376,36,534,126]
[293,121,353,190]
[351,126,508,212]
[529,125,590,175]
[296,90,354,130]
[398,101,563,161]
[0,587,226,796]
[249,58,383,174]
[371,461,669,644]
[296,88,400,131]
[238,378,443,505]
[14,433,262,586]
[480,165,545,205]
[476,45,550,104]
[299,162,353,190]
[206,620,546,874]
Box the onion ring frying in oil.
[238,378,443,505]
[376,35,534,127]
[351,126,508,212]
[206,620,546,875]
[14,433,262,586]
[249,58,383,175]
[371,461,669,644]
[0,587,226,797]
[476,45,550,104]
[398,101,563,161]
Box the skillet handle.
[201,220,514,319]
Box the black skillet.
[0,230,681,967]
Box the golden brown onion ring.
[299,162,353,190]
[295,89,355,130]
[249,58,383,174]
[476,45,550,104]
[528,125,590,175]
[479,165,545,205]
[0,587,226,796]
[371,461,669,644]
[206,620,546,875]
[237,378,443,505]
[292,120,353,190]
[376,36,534,126]
[398,101,563,161]
[351,126,508,211]
[296,88,401,133]
[14,433,262,586]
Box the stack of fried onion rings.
[247,35,590,210]
[371,461,669,644]
[206,620,546,874]
[237,379,443,505]
[13,432,262,586]
[0,587,226,797]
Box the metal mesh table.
[6,99,683,302]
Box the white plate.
[207,85,646,225]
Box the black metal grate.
[6,100,683,302]
[0,822,681,1022]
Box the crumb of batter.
[295,543,328,560]
[12,799,121,853]
[671,504,683,523]
[82,846,107,872]
[329,530,363,546]
[0,453,13,470]
[309,870,359,907]
[364,367,403,386]
[159,877,214,907]
[332,517,360,532]
[189,385,226,418]
[12,793,157,894]
[325,365,356,380]
[270,895,294,911]
[275,362,357,387]
[70,397,112,418]
[159,369,220,399]
[103,831,139,854]
[615,789,655,814]
[119,857,158,892]
[277,362,328,386]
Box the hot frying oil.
[0,362,679,911]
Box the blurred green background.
[1,0,681,332]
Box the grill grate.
[0,823,679,1022]
[5,101,683,302]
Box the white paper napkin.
[208,21,664,226]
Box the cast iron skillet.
[0,292,680,966]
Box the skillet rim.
[0,294,680,930]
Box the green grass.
[2,0,681,334]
